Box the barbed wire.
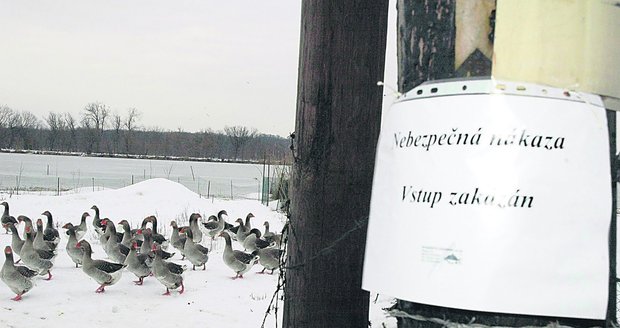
[261,158,620,327]
[289,132,298,163]
[261,208,290,328]
[260,138,371,325]
[260,198,370,327]
[260,137,294,328]
[284,215,368,270]
[260,213,620,327]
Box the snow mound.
[115,178,198,199]
[0,178,286,232]
[0,179,200,228]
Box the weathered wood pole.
[607,111,617,327]
[395,0,614,327]
[282,1,389,327]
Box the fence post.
[262,157,266,204]
[230,180,233,200]
[267,163,270,206]
[207,181,211,199]
[92,177,95,192]
[57,177,60,196]
[131,175,134,185]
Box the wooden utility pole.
[395,0,616,327]
[282,1,389,327]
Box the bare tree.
[80,115,97,154]
[0,106,12,127]
[82,102,109,152]
[15,111,41,149]
[6,109,21,148]
[224,125,257,160]
[112,112,122,154]
[0,104,291,161]
[124,108,141,154]
[0,106,14,148]
[20,111,40,128]
[56,114,67,151]
[45,111,61,150]
[199,128,215,158]
[64,112,77,151]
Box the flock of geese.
[0,201,284,300]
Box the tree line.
[0,103,292,163]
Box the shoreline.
[0,148,287,165]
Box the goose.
[242,228,273,252]
[34,219,55,251]
[220,231,259,279]
[147,216,168,248]
[188,213,203,243]
[201,215,219,238]
[62,223,84,268]
[118,219,137,249]
[227,219,242,236]
[17,216,35,239]
[1,202,17,234]
[41,211,60,249]
[132,216,151,242]
[203,210,227,239]
[257,247,284,274]
[99,217,123,246]
[125,240,151,285]
[235,218,252,244]
[77,240,125,293]
[90,205,105,237]
[243,213,254,230]
[101,219,129,264]
[1,246,37,301]
[74,212,89,240]
[169,221,186,259]
[20,226,54,280]
[149,244,185,295]
[138,229,174,260]
[181,228,209,270]
[228,214,253,240]
[263,221,282,245]
[8,222,25,260]
[223,220,235,233]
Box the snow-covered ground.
[0,178,395,328]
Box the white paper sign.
[362,80,611,319]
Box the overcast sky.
[0,1,304,137]
[0,1,397,138]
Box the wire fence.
[0,173,274,201]
[0,152,290,202]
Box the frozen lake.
[0,152,280,199]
